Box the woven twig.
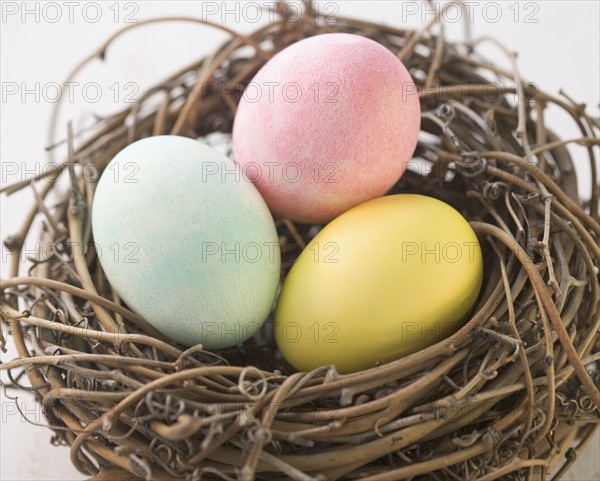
[1,3,599,481]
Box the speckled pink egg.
[232,33,421,224]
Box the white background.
[1,1,599,480]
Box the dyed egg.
[232,33,421,224]
[92,136,281,349]
[275,194,483,373]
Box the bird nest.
[1,3,599,481]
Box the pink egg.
[232,33,421,224]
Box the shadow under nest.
[1,4,599,481]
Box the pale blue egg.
[91,135,281,348]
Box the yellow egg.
[274,194,483,373]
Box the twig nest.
[1,4,598,481]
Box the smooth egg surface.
[275,194,483,373]
[232,33,421,224]
[92,136,281,349]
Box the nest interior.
[1,3,599,481]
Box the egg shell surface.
[91,135,281,349]
[232,33,421,223]
[274,194,483,373]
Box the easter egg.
[92,136,281,349]
[274,194,483,373]
[232,33,421,224]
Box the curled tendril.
[143,392,186,423]
[247,424,273,446]
[434,103,455,121]
[578,394,597,413]
[455,152,488,177]
[236,366,268,401]
[149,437,175,465]
[483,181,508,200]
[496,439,520,464]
